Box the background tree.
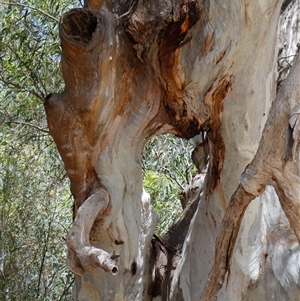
[143,135,196,235]
[0,1,75,299]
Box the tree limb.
[66,188,119,275]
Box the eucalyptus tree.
[42,0,300,300]
[2,0,300,301]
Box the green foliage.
[1,2,64,99]
[0,1,80,300]
[0,129,73,301]
[142,135,197,236]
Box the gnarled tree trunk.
[44,0,300,300]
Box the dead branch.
[66,188,119,275]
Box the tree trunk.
[44,0,300,300]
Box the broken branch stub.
[66,188,119,275]
[45,8,118,278]
[44,8,112,212]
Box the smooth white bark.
[170,1,281,300]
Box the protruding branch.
[66,188,119,275]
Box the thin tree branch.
[58,277,74,301]
[54,221,69,234]
[36,220,52,299]
[2,42,47,98]
[6,120,49,134]
[0,2,59,22]
[0,77,44,101]
[277,54,296,62]
[163,167,184,190]
[117,10,131,19]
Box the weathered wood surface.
[44,0,300,300]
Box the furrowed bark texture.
[44,0,300,300]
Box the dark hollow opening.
[111,266,118,275]
[62,9,98,44]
